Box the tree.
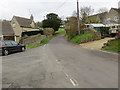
[36,22,42,28]
[80,6,94,24]
[42,13,62,31]
[98,7,108,13]
[72,10,77,17]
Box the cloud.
[0,0,119,21]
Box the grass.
[102,39,120,53]
[55,28,65,35]
[26,37,52,49]
[70,33,94,44]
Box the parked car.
[0,40,26,56]
[109,24,120,37]
[115,29,120,39]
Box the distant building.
[11,15,39,42]
[87,8,120,25]
[0,20,15,41]
[87,12,108,24]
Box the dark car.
[0,40,26,56]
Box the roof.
[89,12,108,18]
[111,8,119,12]
[85,24,106,27]
[13,16,32,28]
[1,20,14,35]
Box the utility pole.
[77,0,80,35]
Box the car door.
[4,41,14,52]
[10,41,21,52]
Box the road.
[2,35,118,88]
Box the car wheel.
[21,47,25,52]
[4,50,9,56]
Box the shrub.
[43,28,54,36]
[65,17,78,39]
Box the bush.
[65,17,78,39]
[43,28,54,36]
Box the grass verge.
[26,37,52,49]
[70,33,94,44]
[102,39,120,53]
[55,28,65,35]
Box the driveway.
[2,35,118,88]
[80,38,115,50]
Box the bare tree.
[98,7,108,13]
[80,6,94,24]
[72,10,77,17]
[80,6,94,17]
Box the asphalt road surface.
[2,35,118,88]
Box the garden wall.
[20,34,46,46]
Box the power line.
[54,0,68,12]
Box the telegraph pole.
[77,0,80,35]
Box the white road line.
[70,79,76,87]
[64,72,79,87]
[65,73,69,78]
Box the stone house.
[87,8,120,25]
[11,15,39,42]
[0,20,15,41]
[87,12,108,24]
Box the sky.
[0,0,119,22]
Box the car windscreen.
[4,41,12,46]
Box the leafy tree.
[36,22,42,27]
[42,13,62,31]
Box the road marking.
[70,79,76,86]
[64,73,79,87]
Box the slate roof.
[1,20,14,35]
[13,16,32,28]
[89,12,108,18]
[111,8,120,12]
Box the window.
[11,41,18,45]
[112,26,116,28]
[4,41,12,46]
[12,22,16,28]
[114,16,119,21]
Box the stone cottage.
[11,15,39,42]
[87,8,120,25]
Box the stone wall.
[20,34,46,46]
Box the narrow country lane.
[2,35,118,88]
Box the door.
[10,41,21,52]
[4,41,14,52]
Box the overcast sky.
[0,0,119,22]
